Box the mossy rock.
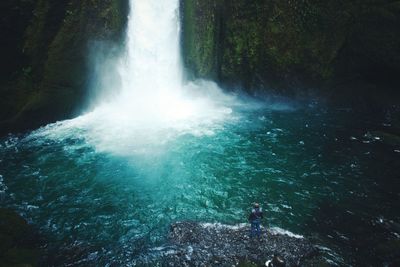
[1,248,39,267]
[0,0,129,135]
[0,209,31,253]
[0,209,40,267]
[181,0,400,100]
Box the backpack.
[249,207,262,221]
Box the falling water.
[37,0,237,156]
[1,1,399,265]
[104,0,237,125]
[117,0,186,121]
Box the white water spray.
[30,0,237,155]
[117,0,188,121]
[89,0,237,126]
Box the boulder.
[0,208,41,267]
[136,221,317,266]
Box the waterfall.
[116,0,189,121]
[124,0,182,95]
[32,0,237,156]
[88,0,235,128]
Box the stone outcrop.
[0,0,129,135]
[136,221,317,266]
[180,0,400,102]
[0,208,42,267]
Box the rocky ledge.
[138,221,317,266]
[0,208,42,267]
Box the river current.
[1,100,399,266]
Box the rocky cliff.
[1,0,400,134]
[181,0,400,100]
[0,208,42,267]
[0,0,128,135]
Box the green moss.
[2,248,39,267]
[1,0,129,134]
[181,0,221,79]
[0,209,40,267]
[23,0,50,62]
[0,208,30,251]
[181,0,400,97]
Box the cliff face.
[1,1,399,134]
[0,0,128,134]
[181,0,400,99]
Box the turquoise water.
[1,102,399,265]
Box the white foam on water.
[25,0,240,156]
[200,222,248,230]
[199,222,304,240]
[269,226,304,239]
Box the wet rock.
[181,0,400,103]
[139,221,316,266]
[0,208,41,267]
[41,241,99,267]
[0,0,129,135]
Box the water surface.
[1,102,399,265]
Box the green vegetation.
[0,0,129,134]
[180,0,221,79]
[1,0,399,133]
[181,0,400,98]
[0,208,40,267]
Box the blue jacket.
[249,207,263,222]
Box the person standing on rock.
[249,203,263,237]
